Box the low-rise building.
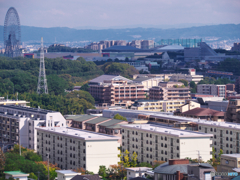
[0,97,29,106]
[175,107,225,121]
[178,100,201,113]
[121,124,212,164]
[197,84,226,98]
[132,77,163,91]
[36,127,120,173]
[125,167,152,180]
[56,170,81,180]
[149,82,190,101]
[154,159,215,180]
[89,75,145,106]
[4,171,29,180]
[131,99,185,113]
[217,154,240,172]
[0,105,66,150]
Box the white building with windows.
[36,127,120,173]
[121,124,212,165]
[0,105,66,150]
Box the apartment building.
[131,99,185,113]
[89,75,145,106]
[36,127,119,173]
[0,105,66,150]
[132,77,163,91]
[197,84,226,98]
[133,69,203,84]
[102,109,240,156]
[225,99,240,123]
[231,43,240,52]
[121,124,212,165]
[149,82,190,101]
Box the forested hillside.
[0,56,103,114]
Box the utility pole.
[37,37,48,94]
[19,132,21,156]
[37,171,40,180]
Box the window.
[146,133,148,137]
[199,126,201,130]
[165,137,167,141]
[230,131,232,135]
[210,128,213,132]
[226,130,229,134]
[150,134,152,138]
[226,137,229,141]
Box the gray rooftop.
[89,75,118,83]
[1,105,56,114]
[221,154,240,158]
[65,115,96,122]
[85,117,111,124]
[154,162,212,174]
[133,77,154,82]
[99,119,124,127]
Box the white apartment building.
[36,127,120,173]
[197,84,226,98]
[170,69,204,84]
[121,124,212,164]
[102,109,240,156]
[0,105,66,150]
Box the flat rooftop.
[1,105,56,114]
[36,127,120,141]
[121,124,213,138]
[103,109,240,130]
[221,154,240,158]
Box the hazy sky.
[0,0,240,29]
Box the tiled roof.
[85,117,111,124]
[181,108,225,117]
[65,115,97,122]
[71,174,101,180]
[99,119,124,127]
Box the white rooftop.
[56,170,79,175]
[121,124,213,138]
[36,127,120,141]
[125,167,152,172]
[221,154,240,158]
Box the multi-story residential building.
[217,154,240,172]
[121,124,212,165]
[141,40,154,49]
[36,127,119,173]
[226,84,235,91]
[149,82,190,101]
[131,99,185,113]
[133,69,203,84]
[65,115,128,144]
[197,84,226,98]
[89,75,145,106]
[103,109,240,156]
[225,99,240,123]
[0,105,66,150]
[235,77,240,94]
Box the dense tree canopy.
[100,62,139,79]
[217,58,240,76]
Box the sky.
[0,0,240,29]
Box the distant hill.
[0,24,240,42]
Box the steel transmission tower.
[37,37,48,94]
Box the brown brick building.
[149,82,190,100]
[89,75,145,106]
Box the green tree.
[137,162,152,168]
[178,79,188,86]
[114,114,127,121]
[123,150,130,167]
[130,152,138,167]
[80,83,89,91]
[217,149,223,162]
[98,166,107,178]
[0,148,6,172]
[29,172,38,180]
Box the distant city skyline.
[0,0,240,29]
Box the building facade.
[36,127,119,173]
[89,75,145,106]
[0,105,66,150]
[121,124,212,165]
[225,99,240,123]
[197,84,226,98]
[131,100,185,113]
[149,82,190,101]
